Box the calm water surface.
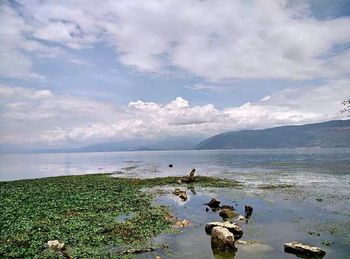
[1,149,350,181]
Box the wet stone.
[211,226,236,251]
[219,208,239,219]
[207,198,221,208]
[205,222,243,240]
[284,241,326,258]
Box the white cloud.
[0,80,348,147]
[1,0,350,81]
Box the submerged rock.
[284,241,326,257]
[219,208,239,219]
[236,240,263,245]
[47,240,65,251]
[173,219,191,228]
[211,226,236,251]
[205,222,243,240]
[207,198,221,208]
[173,188,187,201]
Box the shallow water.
[138,187,350,259]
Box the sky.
[0,0,350,149]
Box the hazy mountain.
[195,119,350,150]
[0,136,202,154]
[76,137,201,152]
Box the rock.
[206,207,209,212]
[237,215,246,221]
[308,231,320,236]
[207,198,221,208]
[245,205,253,218]
[155,256,161,259]
[322,240,334,246]
[219,208,239,219]
[221,205,235,210]
[169,164,173,168]
[173,188,182,195]
[211,226,236,251]
[205,222,243,240]
[284,241,326,258]
[176,179,182,184]
[172,188,187,201]
[236,240,263,245]
[121,247,155,255]
[173,219,191,228]
[179,191,187,201]
[47,240,65,251]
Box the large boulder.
[205,222,243,240]
[219,208,239,219]
[211,226,236,251]
[284,241,326,257]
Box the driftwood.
[181,168,196,183]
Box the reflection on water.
[137,187,350,259]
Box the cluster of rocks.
[203,197,250,254]
[203,197,326,258]
[206,198,253,221]
[171,169,327,258]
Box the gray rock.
[219,208,239,219]
[211,226,236,251]
[284,241,326,257]
[205,222,243,240]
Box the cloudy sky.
[0,0,350,148]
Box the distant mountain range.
[0,136,202,154]
[195,119,350,150]
[1,119,349,154]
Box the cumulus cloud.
[0,80,348,147]
[1,0,350,81]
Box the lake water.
[1,149,350,258]
[1,148,350,181]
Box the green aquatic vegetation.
[258,184,295,190]
[0,174,241,258]
[0,174,171,258]
[130,175,242,188]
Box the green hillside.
[195,119,350,149]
